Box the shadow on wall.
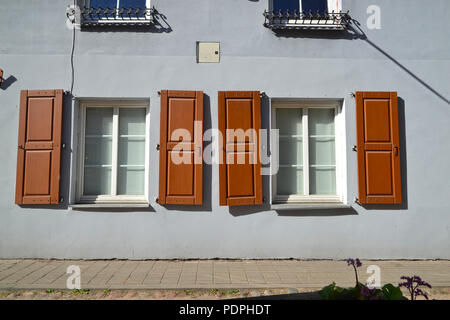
[276,207,358,217]
[0,75,17,91]
[160,93,213,212]
[80,9,172,33]
[360,96,408,211]
[272,19,449,105]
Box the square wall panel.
[197,42,220,63]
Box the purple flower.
[345,258,362,268]
[360,286,370,297]
[399,275,432,300]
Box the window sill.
[271,203,351,210]
[70,203,150,209]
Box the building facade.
[0,0,449,259]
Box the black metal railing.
[263,10,350,30]
[80,6,155,25]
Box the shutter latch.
[352,145,357,152]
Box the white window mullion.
[302,108,309,196]
[111,107,119,196]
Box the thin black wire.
[70,0,76,95]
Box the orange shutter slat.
[158,90,203,205]
[15,89,63,205]
[356,91,402,204]
[218,91,262,206]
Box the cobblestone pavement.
[0,259,449,291]
[1,288,449,300]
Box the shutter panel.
[158,90,203,205]
[15,90,63,205]
[218,91,262,206]
[356,91,402,204]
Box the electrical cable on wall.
[67,0,77,95]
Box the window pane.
[118,168,145,195]
[308,108,334,136]
[120,0,146,7]
[119,137,145,166]
[119,108,146,135]
[301,0,328,13]
[276,108,302,136]
[85,137,112,166]
[277,167,303,195]
[309,108,336,195]
[276,108,303,195]
[85,107,113,136]
[89,0,118,9]
[279,138,302,165]
[310,167,336,195]
[84,167,112,195]
[84,108,113,196]
[309,137,335,165]
[118,108,146,195]
[274,0,300,12]
[119,0,146,17]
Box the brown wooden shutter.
[218,91,262,206]
[158,90,203,205]
[356,91,402,204]
[15,90,63,205]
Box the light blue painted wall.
[0,0,449,259]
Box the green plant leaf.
[382,283,404,300]
[319,282,350,300]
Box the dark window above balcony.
[265,0,350,30]
[79,0,154,26]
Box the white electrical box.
[197,42,220,63]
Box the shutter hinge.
[352,145,357,152]
[157,91,161,96]
[155,197,159,204]
[350,92,355,98]
[156,144,160,151]
[354,197,359,204]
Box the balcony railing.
[80,6,155,26]
[263,10,350,30]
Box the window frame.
[76,100,150,204]
[271,99,346,205]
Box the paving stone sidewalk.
[0,259,449,290]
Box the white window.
[77,101,149,204]
[271,100,346,204]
